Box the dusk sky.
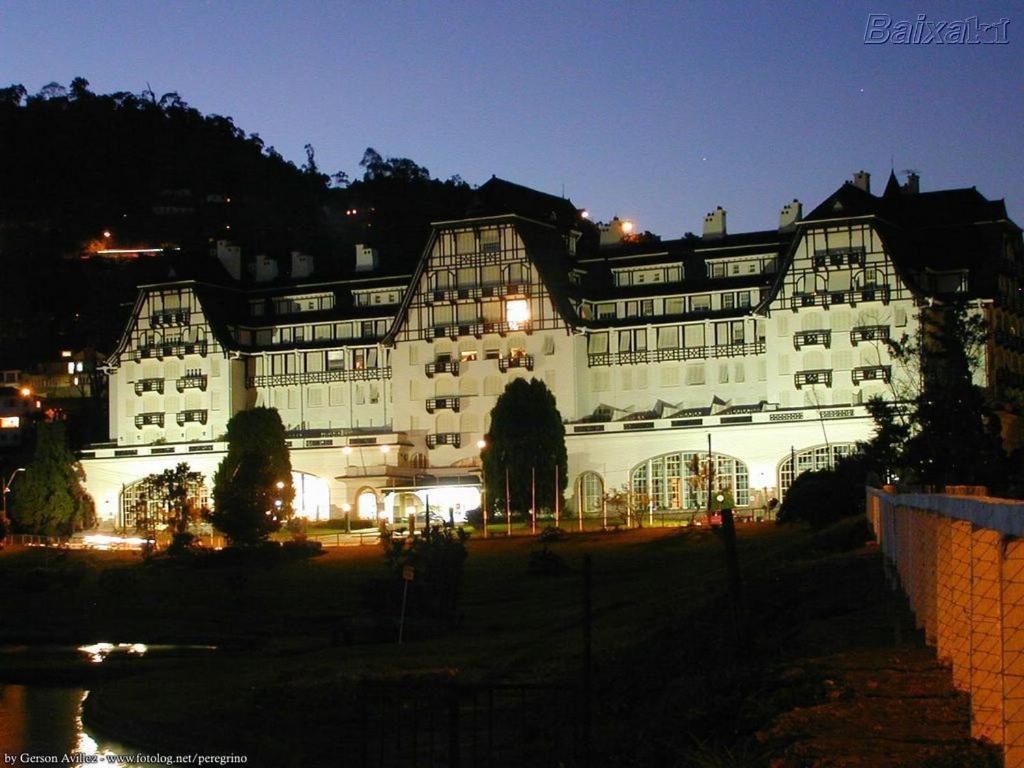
[2,1,1021,237]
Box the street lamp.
[2,467,25,528]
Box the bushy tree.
[903,302,1006,487]
[380,524,469,625]
[777,454,869,527]
[865,300,1007,489]
[209,408,293,545]
[10,422,95,535]
[133,463,207,537]
[482,379,566,519]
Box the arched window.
[629,451,750,510]
[777,443,858,499]
[795,274,827,295]
[577,472,604,518]
[120,473,208,531]
[854,269,883,289]
[356,488,379,520]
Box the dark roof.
[802,182,880,222]
[464,177,585,229]
[696,229,790,254]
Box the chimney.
[779,199,802,231]
[291,251,314,280]
[355,243,379,272]
[214,240,242,281]
[702,206,726,239]
[852,170,871,193]
[903,172,920,194]
[598,217,635,247]
[253,254,278,283]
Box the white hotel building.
[79,172,1024,526]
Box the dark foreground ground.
[0,520,1001,767]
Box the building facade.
[78,172,1024,527]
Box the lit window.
[506,299,530,330]
[0,417,19,429]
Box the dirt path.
[758,551,999,768]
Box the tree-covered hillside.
[0,79,473,363]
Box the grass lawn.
[0,523,821,761]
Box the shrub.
[379,525,469,626]
[281,539,324,559]
[465,506,483,528]
[527,544,568,577]
[777,455,868,528]
[167,531,198,557]
[538,525,567,542]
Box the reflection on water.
[0,685,143,765]
[78,643,149,664]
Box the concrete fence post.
[949,520,974,692]
[970,527,1004,743]
[1001,538,1024,766]
[935,517,955,663]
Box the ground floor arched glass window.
[777,443,858,499]
[120,475,209,530]
[576,472,604,517]
[630,452,750,510]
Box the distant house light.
[0,417,19,429]
[95,247,179,255]
[61,350,72,358]
[621,220,635,234]
[67,362,75,374]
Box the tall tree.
[903,301,1006,487]
[482,379,566,519]
[10,421,94,535]
[209,408,294,545]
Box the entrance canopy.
[382,477,481,525]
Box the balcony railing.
[422,320,531,341]
[245,367,390,388]
[134,412,164,429]
[150,309,191,327]
[852,365,891,385]
[790,287,890,311]
[426,432,461,449]
[850,325,890,345]
[176,374,208,392]
[134,340,208,362]
[794,369,833,389]
[176,409,208,426]
[793,330,831,350]
[425,396,460,413]
[586,342,767,367]
[134,378,164,395]
[498,354,534,372]
[424,360,460,378]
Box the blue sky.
[1,1,1021,237]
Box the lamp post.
[2,467,26,529]
[477,439,488,539]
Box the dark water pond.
[0,684,143,763]
[0,643,220,765]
